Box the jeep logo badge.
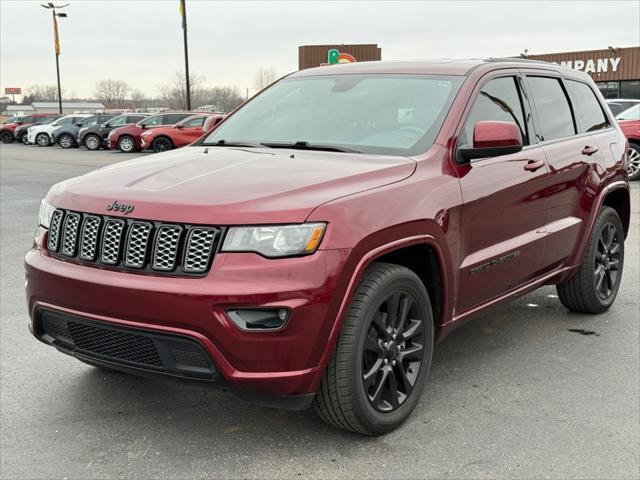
[106,200,135,215]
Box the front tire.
[627,143,640,181]
[58,133,75,149]
[84,134,101,150]
[35,132,51,147]
[19,131,29,144]
[314,262,434,435]
[0,131,14,143]
[152,136,174,153]
[117,135,137,153]
[556,206,625,313]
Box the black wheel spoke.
[396,362,414,395]
[371,367,391,405]
[403,319,422,339]
[363,360,382,389]
[386,293,400,329]
[400,343,424,361]
[609,243,620,256]
[594,266,606,292]
[371,311,389,338]
[387,371,400,409]
[396,295,412,333]
[364,334,383,354]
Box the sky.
[1,0,639,100]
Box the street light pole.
[180,0,191,110]
[41,3,68,114]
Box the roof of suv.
[292,58,578,78]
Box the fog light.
[227,308,290,331]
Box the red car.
[107,112,194,153]
[615,104,640,180]
[26,59,629,435]
[0,114,56,143]
[140,113,226,152]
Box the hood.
[47,146,416,224]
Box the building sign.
[4,87,21,95]
[326,49,356,65]
[555,57,621,74]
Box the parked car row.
[0,111,226,153]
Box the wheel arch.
[601,185,630,238]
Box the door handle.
[581,145,599,156]
[524,160,545,172]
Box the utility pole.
[180,0,191,110]
[41,3,68,114]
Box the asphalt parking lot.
[1,142,638,479]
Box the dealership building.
[298,44,639,100]
[527,46,639,99]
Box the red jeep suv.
[26,59,630,435]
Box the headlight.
[222,223,326,257]
[38,199,55,228]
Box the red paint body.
[25,60,630,402]
[107,112,197,151]
[0,114,56,141]
[619,119,640,145]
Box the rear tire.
[556,206,624,313]
[117,135,137,153]
[152,136,174,153]
[627,143,640,181]
[314,262,434,435]
[84,134,101,150]
[36,132,51,147]
[0,131,14,143]
[58,133,75,149]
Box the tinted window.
[527,76,575,141]
[127,115,146,123]
[163,113,190,125]
[566,81,609,133]
[22,116,35,123]
[140,115,163,127]
[616,104,640,121]
[57,117,75,126]
[459,76,527,147]
[108,116,127,126]
[182,116,205,127]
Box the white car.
[27,114,91,147]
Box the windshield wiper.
[261,141,361,154]
[202,139,263,148]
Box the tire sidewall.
[584,208,625,309]
[0,131,13,143]
[346,269,434,433]
[628,144,640,181]
[36,133,50,146]
[153,137,172,153]
[19,132,28,144]
[85,134,100,150]
[59,134,73,148]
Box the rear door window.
[526,76,575,141]
[182,116,205,127]
[141,115,163,127]
[566,80,609,133]
[459,76,528,148]
[107,116,127,126]
[163,113,190,125]
[126,115,146,123]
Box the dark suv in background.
[51,113,118,149]
[79,113,150,150]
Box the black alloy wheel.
[152,136,173,153]
[557,206,625,313]
[594,222,621,300]
[363,291,426,412]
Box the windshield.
[616,104,640,121]
[36,116,58,125]
[202,74,464,156]
[3,116,24,124]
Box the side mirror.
[458,120,523,162]
[74,122,83,127]
[15,121,23,126]
[175,124,184,129]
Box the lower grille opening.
[37,310,218,380]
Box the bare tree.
[129,89,147,109]
[200,86,244,113]
[253,67,277,91]
[22,85,62,103]
[94,79,130,108]
[159,72,205,110]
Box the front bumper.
[25,231,351,400]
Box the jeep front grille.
[47,209,222,276]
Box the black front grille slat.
[46,209,220,276]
